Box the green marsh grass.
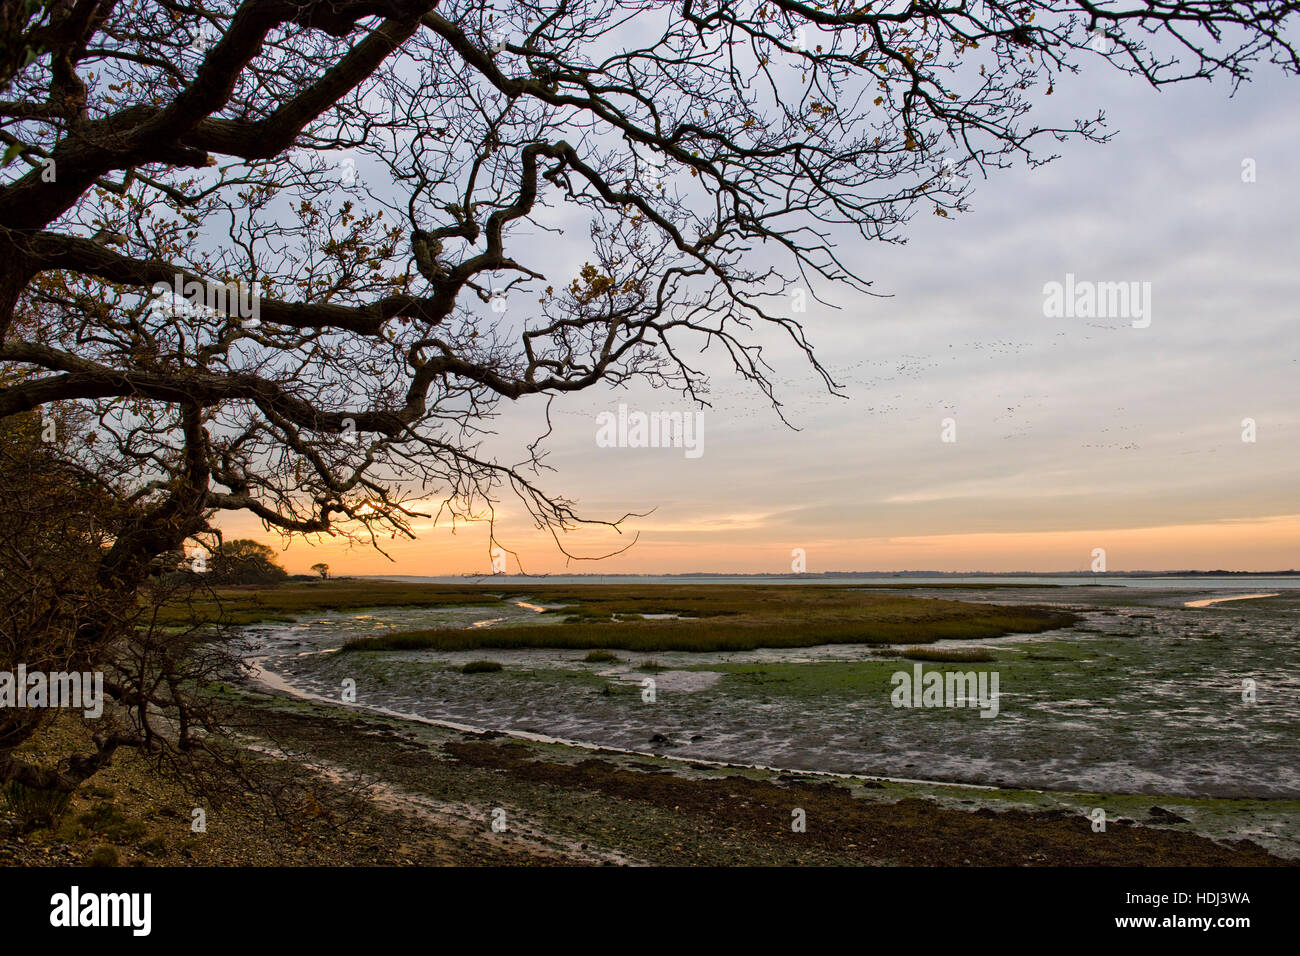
[162,580,1076,654]
[337,585,1075,654]
[901,646,997,663]
[154,580,504,627]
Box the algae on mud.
[245,584,1300,810]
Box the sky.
[220,34,1300,576]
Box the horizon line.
[342,569,1300,578]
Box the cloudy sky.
[224,46,1299,576]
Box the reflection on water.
[1183,593,1280,608]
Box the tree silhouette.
[0,0,1295,791]
[207,538,289,584]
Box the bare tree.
[0,0,1295,791]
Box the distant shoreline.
[355,571,1300,585]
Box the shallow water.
[1183,592,1280,607]
[244,587,1300,801]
